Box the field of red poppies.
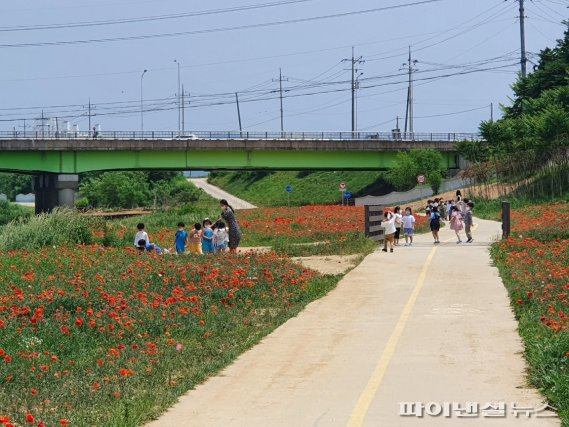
[492,203,569,422]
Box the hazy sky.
[0,0,567,134]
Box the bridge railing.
[0,130,482,141]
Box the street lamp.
[174,59,181,135]
[140,69,147,134]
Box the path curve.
[189,178,257,210]
[147,218,559,427]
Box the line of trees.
[458,24,569,199]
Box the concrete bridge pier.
[33,174,79,214]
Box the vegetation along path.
[189,178,257,209]
[148,218,558,426]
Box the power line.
[0,0,442,49]
[0,0,315,32]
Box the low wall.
[355,177,470,206]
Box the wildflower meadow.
[492,203,569,422]
[0,205,376,426]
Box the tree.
[387,149,445,194]
[0,173,33,201]
[79,172,152,208]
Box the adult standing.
[219,199,242,253]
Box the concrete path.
[189,178,257,209]
[147,218,559,427]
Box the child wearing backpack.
[430,207,441,244]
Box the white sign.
[417,175,425,184]
[339,181,347,191]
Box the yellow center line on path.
[346,246,438,427]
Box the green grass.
[208,171,393,207]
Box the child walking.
[213,221,229,252]
[393,206,403,246]
[450,206,465,243]
[201,219,215,254]
[430,207,441,244]
[381,211,396,253]
[464,202,474,243]
[188,223,203,255]
[402,207,416,246]
[174,222,188,254]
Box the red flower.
[26,413,34,423]
[38,423,45,427]
[31,389,38,395]
[517,299,523,305]
[4,356,11,363]
[59,420,69,426]
[75,318,83,327]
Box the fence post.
[365,206,370,236]
[502,201,510,240]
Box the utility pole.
[273,69,288,133]
[403,46,418,135]
[41,110,45,138]
[182,84,185,133]
[343,47,364,133]
[88,98,92,136]
[279,68,284,133]
[506,0,527,77]
[235,92,243,133]
[174,60,181,134]
[490,102,494,122]
[519,0,527,78]
[140,69,147,133]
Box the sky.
[0,0,567,134]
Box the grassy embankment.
[207,170,393,206]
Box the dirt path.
[189,178,257,210]
[147,219,559,427]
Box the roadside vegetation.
[492,203,569,423]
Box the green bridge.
[0,132,474,212]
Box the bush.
[0,200,31,226]
[79,172,152,208]
[0,208,96,251]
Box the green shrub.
[0,208,96,251]
[0,200,32,226]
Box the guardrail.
[0,130,483,142]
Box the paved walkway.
[147,218,559,427]
[189,178,257,210]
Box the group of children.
[134,219,230,255]
[426,194,475,244]
[380,191,475,252]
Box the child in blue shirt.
[201,219,215,254]
[174,222,188,254]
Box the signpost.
[339,182,347,206]
[285,185,292,206]
[417,175,426,201]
